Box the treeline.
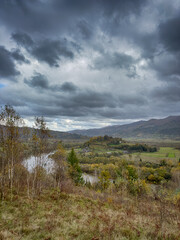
[83,135,157,153]
[83,135,125,146]
[112,143,157,152]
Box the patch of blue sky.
[0,83,5,88]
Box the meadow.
[1,188,180,240]
[125,147,180,163]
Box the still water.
[24,153,98,184]
[23,152,55,173]
[82,173,98,184]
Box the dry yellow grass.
[0,188,180,240]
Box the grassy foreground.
[0,189,180,240]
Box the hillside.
[0,125,88,141]
[1,189,180,240]
[70,116,180,139]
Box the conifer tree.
[67,148,83,185]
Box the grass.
[125,147,180,164]
[0,189,180,240]
[126,139,180,148]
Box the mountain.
[69,116,180,139]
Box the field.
[125,147,180,164]
[1,189,180,240]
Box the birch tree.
[0,105,24,200]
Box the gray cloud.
[60,82,77,92]
[151,52,180,78]
[70,91,115,109]
[12,32,34,48]
[151,74,180,103]
[92,52,136,70]
[24,73,49,89]
[77,20,93,40]
[0,0,146,35]
[11,49,30,64]
[24,73,78,92]
[159,16,180,52]
[0,0,180,130]
[31,39,74,67]
[99,0,145,16]
[0,46,20,79]
[12,33,75,67]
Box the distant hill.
[49,129,88,141]
[69,116,180,139]
[0,125,88,141]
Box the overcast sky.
[0,0,180,131]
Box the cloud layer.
[0,0,180,130]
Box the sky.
[0,0,180,131]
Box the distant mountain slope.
[70,116,180,139]
[0,125,88,141]
[49,129,88,141]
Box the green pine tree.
[67,148,84,185]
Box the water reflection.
[82,173,98,184]
[24,153,99,184]
[23,152,54,173]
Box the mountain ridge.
[69,116,180,139]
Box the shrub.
[128,179,150,196]
[126,165,138,180]
[98,170,111,190]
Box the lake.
[23,152,99,184]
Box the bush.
[128,179,150,196]
[126,165,138,180]
[98,170,111,190]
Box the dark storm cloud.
[92,52,136,70]
[145,14,180,80]
[24,75,115,110]
[29,91,116,118]
[70,91,115,108]
[31,39,74,67]
[24,73,49,89]
[11,49,30,64]
[151,52,180,78]
[0,46,20,79]
[22,86,146,117]
[159,16,180,52]
[136,33,159,59]
[77,20,93,40]
[60,82,77,92]
[100,0,144,15]
[149,15,180,81]
[0,0,146,36]
[24,73,77,92]
[12,32,75,67]
[12,32,34,48]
